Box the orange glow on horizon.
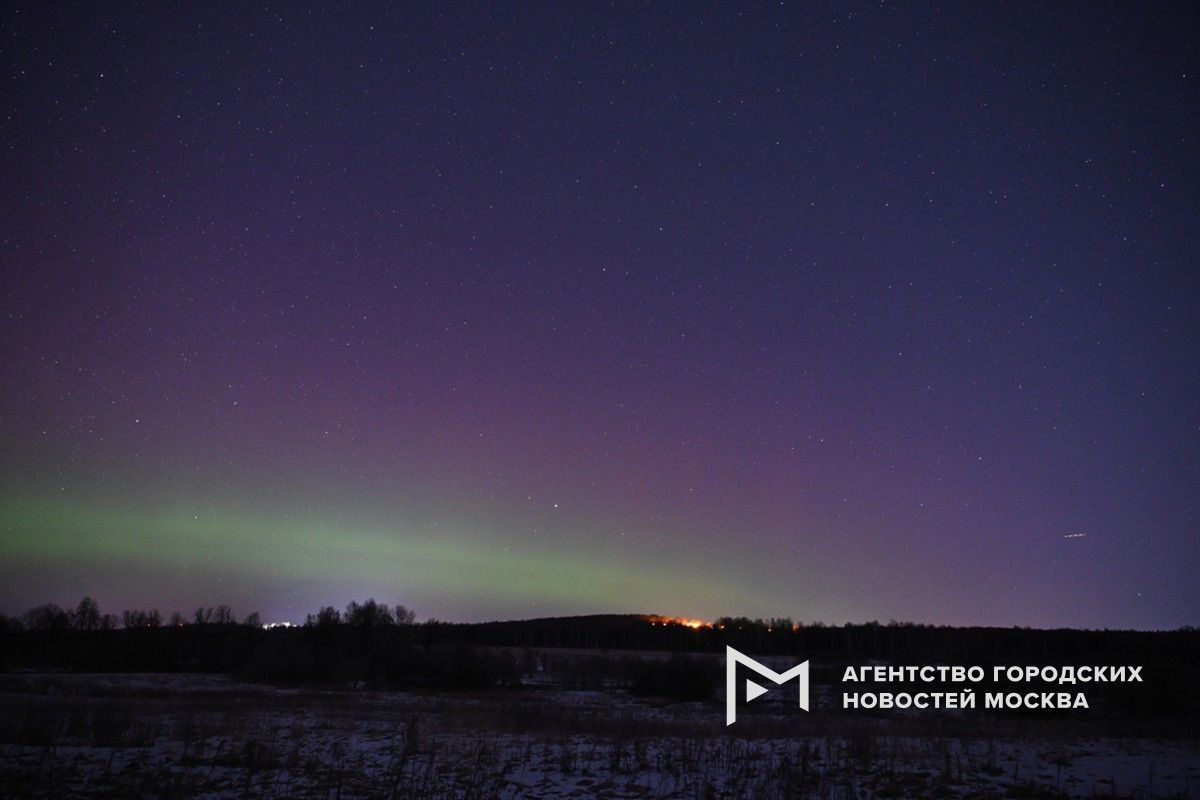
[643,615,712,630]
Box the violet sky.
[2,2,1197,628]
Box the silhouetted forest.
[1,597,1196,713]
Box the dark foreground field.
[1,669,1198,800]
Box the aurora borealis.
[2,3,1197,629]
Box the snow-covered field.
[1,673,1196,798]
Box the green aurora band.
[0,492,800,621]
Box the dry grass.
[0,674,1196,799]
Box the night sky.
[2,3,1197,629]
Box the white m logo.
[725,645,809,725]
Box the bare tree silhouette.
[73,596,101,631]
[24,603,69,631]
[305,606,342,627]
[122,608,162,628]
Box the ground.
[1,673,1197,799]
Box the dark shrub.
[629,654,718,701]
[245,640,317,684]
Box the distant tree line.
[0,597,264,632]
[4,600,1197,664]
[0,596,421,634]
[1,600,1196,713]
[306,598,416,628]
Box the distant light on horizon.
[645,615,711,630]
